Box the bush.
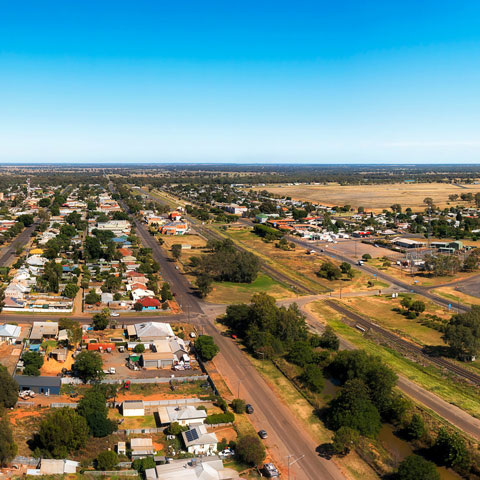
[205,412,235,424]
[301,364,325,393]
[397,455,440,480]
[132,457,156,474]
[406,414,425,440]
[195,335,219,361]
[96,450,118,471]
[235,434,266,466]
[231,398,246,414]
[23,364,40,376]
[134,343,145,353]
[165,422,187,435]
[432,428,470,470]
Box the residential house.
[136,297,162,310]
[134,322,174,341]
[157,406,207,426]
[0,324,21,344]
[122,400,145,417]
[30,321,59,342]
[15,375,62,395]
[145,457,239,480]
[182,425,218,455]
[130,438,155,459]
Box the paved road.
[0,222,38,267]
[290,236,470,313]
[112,184,346,480]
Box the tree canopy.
[74,351,104,383]
[0,366,18,408]
[235,434,266,466]
[443,306,480,359]
[195,335,219,361]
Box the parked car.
[111,312,120,317]
[263,463,279,477]
[258,430,268,439]
[246,404,254,414]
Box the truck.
[103,367,116,375]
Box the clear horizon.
[1,1,480,164]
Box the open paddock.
[254,182,480,212]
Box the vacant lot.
[255,182,480,212]
[339,295,451,346]
[223,227,383,294]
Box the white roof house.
[145,457,238,480]
[26,254,48,267]
[134,322,174,341]
[182,425,218,455]
[157,406,207,426]
[130,437,155,459]
[0,324,21,343]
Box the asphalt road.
[0,222,38,267]
[114,185,345,479]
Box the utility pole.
[256,351,265,370]
[286,454,305,480]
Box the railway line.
[325,299,480,386]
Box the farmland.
[253,182,480,211]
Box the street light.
[286,454,305,480]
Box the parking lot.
[312,238,403,261]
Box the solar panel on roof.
[185,429,199,442]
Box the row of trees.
[191,239,259,297]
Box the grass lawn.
[309,301,480,419]
[434,286,480,307]
[109,410,157,429]
[338,294,448,346]
[207,273,294,304]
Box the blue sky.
[1,1,480,164]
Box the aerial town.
[0,165,478,480]
[2,2,480,480]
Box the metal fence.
[51,402,78,408]
[61,374,208,385]
[17,401,34,408]
[83,470,139,477]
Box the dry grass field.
[255,182,480,211]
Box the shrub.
[205,412,235,424]
[397,455,440,480]
[96,450,118,471]
[231,398,246,414]
[134,343,145,353]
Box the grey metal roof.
[14,375,61,388]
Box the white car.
[111,312,120,317]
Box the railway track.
[325,299,480,386]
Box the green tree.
[231,398,246,414]
[331,426,360,455]
[411,300,426,315]
[165,421,187,435]
[74,351,103,383]
[134,343,145,353]
[406,414,425,440]
[133,302,143,311]
[319,326,340,350]
[443,306,480,359]
[22,351,44,370]
[171,244,182,260]
[0,366,18,408]
[317,262,342,280]
[195,335,219,361]
[326,379,381,438]
[287,341,314,367]
[235,434,266,466]
[160,282,173,302]
[362,253,372,261]
[0,417,17,466]
[301,364,325,393]
[96,450,119,470]
[432,428,470,470]
[92,312,109,330]
[397,455,440,480]
[36,408,89,458]
[132,457,156,474]
[77,388,117,437]
[196,273,213,298]
[59,318,82,346]
[63,283,80,299]
[23,364,41,376]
